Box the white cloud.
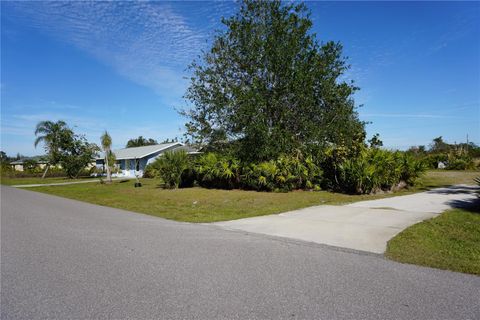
[4,1,228,95]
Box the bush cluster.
[242,155,322,191]
[1,165,93,178]
[422,153,476,170]
[335,149,426,194]
[146,148,425,194]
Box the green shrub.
[423,153,448,169]
[195,153,241,189]
[335,148,425,194]
[446,155,475,170]
[242,161,280,191]
[242,154,322,192]
[143,163,158,179]
[0,162,13,175]
[180,168,196,188]
[155,150,190,189]
[399,153,427,185]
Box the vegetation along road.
[2,186,479,319]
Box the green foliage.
[155,150,190,189]
[334,149,426,194]
[22,159,40,173]
[398,153,427,185]
[368,133,383,148]
[182,0,365,162]
[409,136,479,170]
[195,153,241,189]
[143,163,158,179]
[126,136,159,148]
[34,120,72,166]
[0,151,8,162]
[242,154,322,191]
[59,134,99,179]
[0,162,13,175]
[194,152,321,192]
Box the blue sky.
[1,1,479,156]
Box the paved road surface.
[1,186,479,319]
[214,185,478,253]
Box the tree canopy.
[182,0,365,162]
[34,120,99,178]
[126,136,158,148]
[34,120,72,166]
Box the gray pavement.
[214,185,478,253]
[1,186,479,319]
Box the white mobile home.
[95,142,199,178]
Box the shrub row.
[147,148,426,194]
[421,153,477,170]
[335,149,426,194]
[0,164,93,178]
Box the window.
[135,159,140,171]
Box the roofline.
[97,142,184,160]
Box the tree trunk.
[41,165,49,179]
[105,152,112,183]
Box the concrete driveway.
[2,186,479,319]
[214,185,479,254]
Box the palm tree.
[100,131,113,183]
[34,120,71,179]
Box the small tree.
[100,131,113,183]
[59,134,99,179]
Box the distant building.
[95,142,200,178]
[9,158,48,171]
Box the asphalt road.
[1,186,479,319]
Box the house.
[10,158,48,171]
[95,142,199,178]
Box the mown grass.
[415,170,479,189]
[386,208,480,275]
[19,170,478,223]
[29,179,392,222]
[0,176,96,186]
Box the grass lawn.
[416,170,479,189]
[17,170,478,223]
[0,176,97,186]
[386,208,480,275]
[29,179,392,222]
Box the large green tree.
[34,120,73,178]
[182,0,365,162]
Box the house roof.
[97,142,184,160]
[10,157,49,165]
